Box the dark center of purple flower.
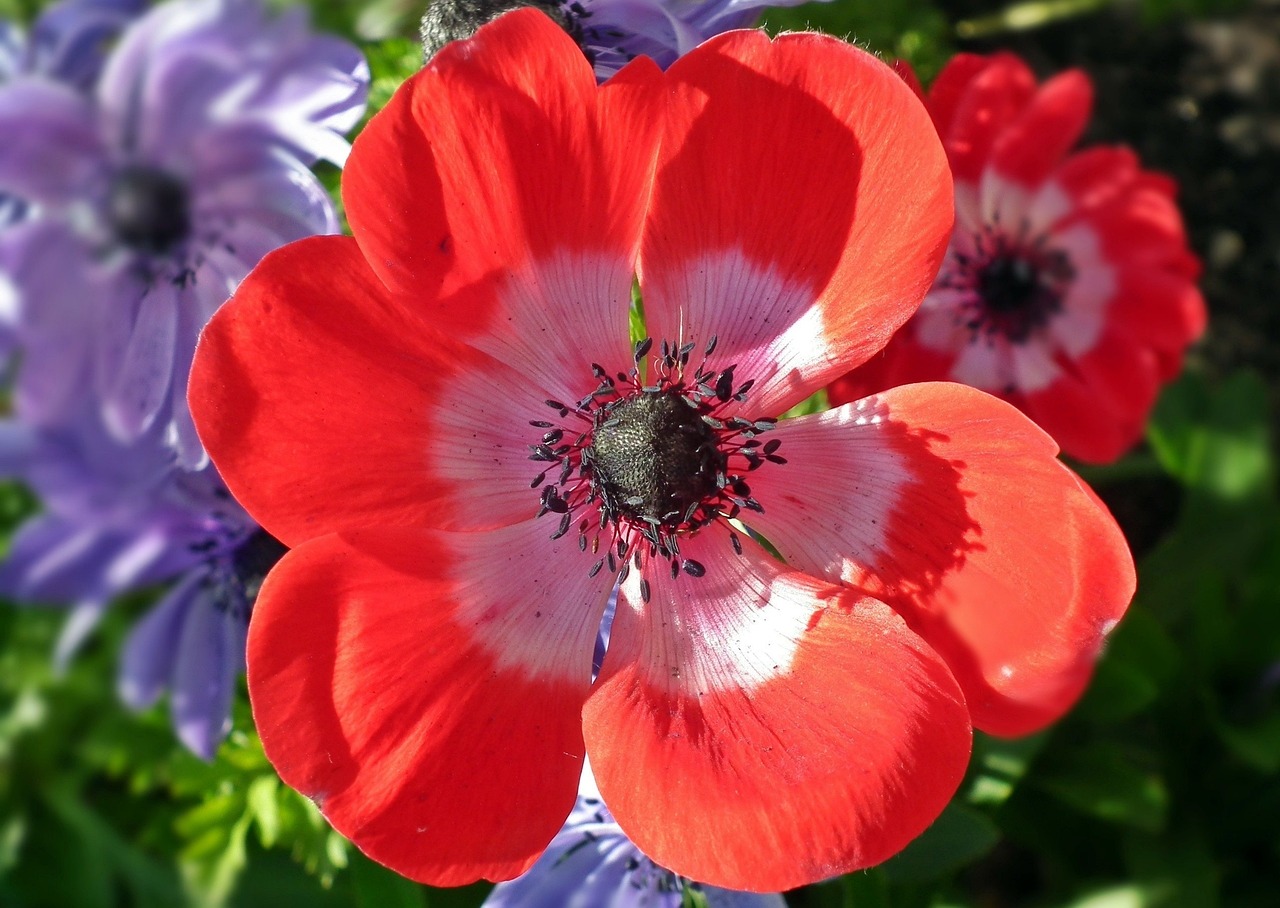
[942,226,1075,344]
[201,528,288,616]
[231,529,288,590]
[528,336,784,585]
[107,166,192,255]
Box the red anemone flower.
[190,12,1135,893]
[830,52,1207,464]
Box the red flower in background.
[190,13,1134,893]
[830,52,1206,463]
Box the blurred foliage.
[3,0,1279,906]
[764,0,955,81]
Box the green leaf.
[965,731,1047,806]
[1147,370,1272,500]
[1063,885,1148,908]
[175,790,246,842]
[1034,742,1168,833]
[1214,710,1280,774]
[247,776,281,848]
[1123,829,1220,908]
[682,885,711,908]
[880,803,999,883]
[780,389,829,419]
[364,38,423,121]
[180,811,253,908]
[349,850,427,908]
[41,786,184,908]
[1074,654,1161,724]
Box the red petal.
[892,58,926,100]
[926,53,996,140]
[1070,331,1161,443]
[1014,363,1133,465]
[342,9,664,401]
[744,383,1135,736]
[639,29,952,414]
[190,235,563,544]
[1041,145,1140,225]
[988,70,1093,189]
[940,53,1036,184]
[1110,266,1207,356]
[1080,176,1195,270]
[249,521,614,885]
[584,532,970,891]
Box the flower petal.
[584,532,971,891]
[249,519,615,885]
[743,382,1135,736]
[0,221,97,425]
[639,29,952,414]
[925,53,993,141]
[0,78,106,205]
[342,9,664,402]
[119,570,204,710]
[191,234,577,544]
[102,279,179,442]
[986,69,1093,192]
[172,585,242,759]
[937,53,1036,184]
[1109,266,1207,361]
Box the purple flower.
[0,0,144,90]
[0,0,144,228]
[420,0,831,81]
[0,0,367,467]
[0,408,282,758]
[484,765,788,908]
[570,0,828,78]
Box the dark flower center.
[107,166,192,254]
[528,336,784,584]
[588,392,721,526]
[420,0,583,60]
[231,530,288,590]
[977,255,1040,314]
[941,225,1075,344]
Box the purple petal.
[101,279,178,443]
[98,0,366,165]
[1,222,101,426]
[168,283,210,470]
[13,404,181,524]
[0,78,107,206]
[171,587,242,759]
[0,516,122,602]
[0,21,20,80]
[485,762,789,907]
[0,513,177,603]
[0,418,37,475]
[25,0,146,90]
[118,569,205,709]
[192,134,338,240]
